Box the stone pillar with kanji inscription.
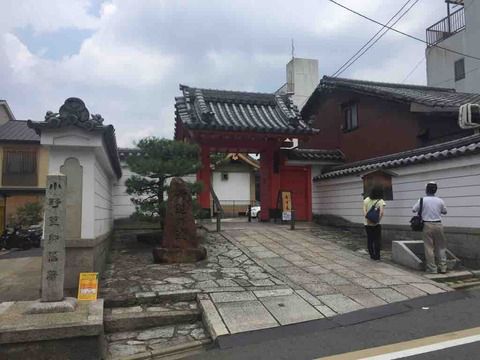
[41,174,67,301]
[152,177,207,263]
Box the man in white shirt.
[412,182,448,274]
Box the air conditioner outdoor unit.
[458,103,480,131]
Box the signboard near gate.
[77,272,99,301]
[277,190,292,222]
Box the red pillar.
[197,145,211,211]
[260,142,280,221]
[306,165,312,221]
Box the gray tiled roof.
[0,120,39,142]
[316,134,480,180]
[118,147,141,161]
[28,98,122,178]
[175,85,318,135]
[303,76,480,113]
[286,148,344,162]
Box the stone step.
[447,279,480,290]
[104,304,201,333]
[106,321,211,360]
[425,270,475,283]
[103,289,201,308]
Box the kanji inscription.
[41,174,67,302]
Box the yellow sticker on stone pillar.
[77,272,99,301]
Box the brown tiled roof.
[316,133,480,180]
[175,85,319,135]
[303,76,480,114]
[0,120,39,143]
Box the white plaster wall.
[94,161,113,237]
[313,155,480,228]
[43,128,117,239]
[426,0,480,92]
[47,147,96,239]
[212,171,251,205]
[113,164,136,219]
[112,162,198,220]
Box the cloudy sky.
[1,0,451,146]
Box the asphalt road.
[0,248,41,301]
[190,289,480,360]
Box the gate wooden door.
[279,166,312,221]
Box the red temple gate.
[174,85,318,221]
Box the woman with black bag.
[363,186,386,261]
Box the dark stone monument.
[152,178,207,263]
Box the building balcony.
[426,6,465,47]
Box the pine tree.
[125,137,202,227]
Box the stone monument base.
[152,246,207,263]
[26,297,77,314]
[0,299,104,360]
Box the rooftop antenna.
[291,38,295,60]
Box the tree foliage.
[125,137,202,225]
[10,202,43,227]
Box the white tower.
[286,58,319,110]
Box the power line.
[332,0,412,77]
[332,0,416,77]
[401,56,425,83]
[333,0,420,77]
[325,0,480,62]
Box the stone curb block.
[119,339,212,360]
[104,309,200,333]
[197,294,229,340]
[104,289,200,308]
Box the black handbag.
[410,197,424,231]
[365,200,380,224]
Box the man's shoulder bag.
[365,200,381,224]
[410,197,424,231]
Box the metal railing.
[426,7,465,47]
[211,199,259,218]
[210,188,224,232]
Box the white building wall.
[212,171,251,205]
[94,161,113,237]
[313,155,480,228]
[426,0,480,92]
[286,58,319,109]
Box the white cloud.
[2,33,38,78]
[0,0,452,147]
[0,0,100,34]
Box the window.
[362,170,393,201]
[221,172,229,181]
[2,149,37,186]
[454,58,465,81]
[342,103,358,132]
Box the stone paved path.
[101,224,451,338]
[223,225,451,318]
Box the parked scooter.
[24,225,42,248]
[0,226,38,251]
